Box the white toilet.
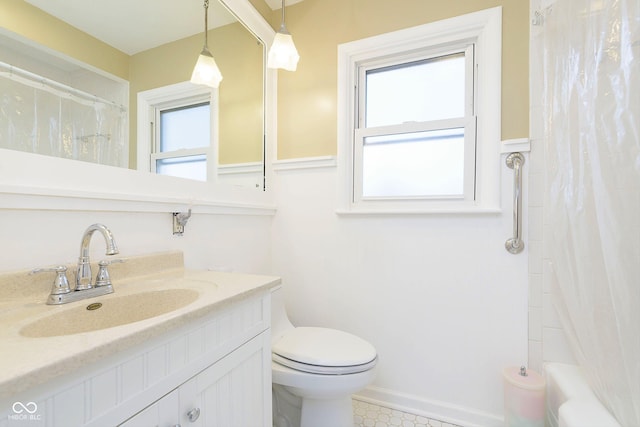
[270,285,378,427]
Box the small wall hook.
[172,209,192,235]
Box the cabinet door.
[118,389,180,427]
[178,333,271,427]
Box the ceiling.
[24,0,304,55]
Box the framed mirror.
[0,0,275,204]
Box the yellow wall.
[0,0,128,80]
[129,23,263,166]
[248,0,273,22]
[1,0,528,164]
[1,0,262,167]
[268,0,529,159]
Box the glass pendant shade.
[191,48,223,88]
[191,0,222,88]
[267,31,300,71]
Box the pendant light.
[267,0,300,71]
[191,0,223,88]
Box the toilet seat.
[272,327,377,375]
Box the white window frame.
[137,81,219,180]
[150,98,210,175]
[354,44,476,202]
[337,7,502,214]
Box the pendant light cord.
[203,0,209,50]
[279,0,288,33]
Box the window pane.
[365,53,465,127]
[160,103,210,152]
[362,128,465,198]
[156,155,207,181]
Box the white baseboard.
[354,386,503,427]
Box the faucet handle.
[95,259,125,287]
[31,266,71,295]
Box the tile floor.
[353,400,462,427]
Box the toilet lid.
[272,327,377,374]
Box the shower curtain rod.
[0,61,126,112]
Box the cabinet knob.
[187,407,201,422]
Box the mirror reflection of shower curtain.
[0,64,127,167]
[541,0,640,425]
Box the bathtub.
[545,363,621,427]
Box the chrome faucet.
[76,223,119,290]
[32,224,120,304]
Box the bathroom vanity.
[0,251,280,426]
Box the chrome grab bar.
[505,152,525,254]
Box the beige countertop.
[0,251,280,400]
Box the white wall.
[0,209,272,274]
[1,167,273,293]
[0,148,274,274]
[270,158,529,426]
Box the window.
[137,82,217,181]
[337,7,502,213]
[152,101,210,181]
[356,49,475,201]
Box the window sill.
[335,205,502,216]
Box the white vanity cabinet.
[119,332,269,427]
[1,287,273,427]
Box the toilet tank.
[270,285,294,344]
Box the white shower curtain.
[0,64,128,168]
[541,0,640,425]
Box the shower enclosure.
[536,0,640,425]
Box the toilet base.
[301,396,353,427]
[273,384,354,427]
[273,384,301,427]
